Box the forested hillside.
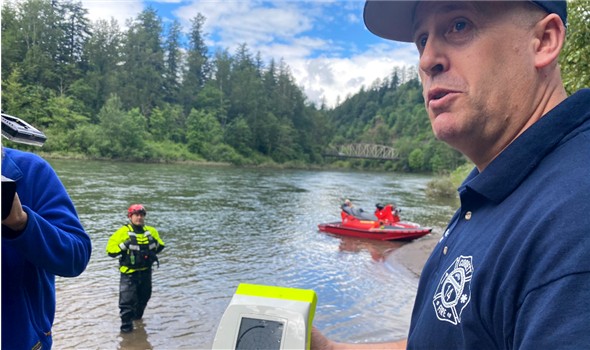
[328,70,465,173]
[1,0,330,166]
[2,0,588,173]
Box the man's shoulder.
[2,148,52,180]
[145,225,159,233]
[112,225,131,234]
[4,148,48,166]
[538,117,590,179]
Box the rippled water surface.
[49,159,457,349]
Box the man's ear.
[533,13,566,68]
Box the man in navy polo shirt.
[312,1,590,349]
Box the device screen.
[235,317,284,350]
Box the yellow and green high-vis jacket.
[106,224,165,274]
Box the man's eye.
[417,35,428,49]
[452,20,467,33]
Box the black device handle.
[2,176,16,220]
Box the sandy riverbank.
[386,230,441,277]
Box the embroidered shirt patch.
[433,255,473,325]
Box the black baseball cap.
[364,0,567,43]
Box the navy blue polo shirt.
[408,89,590,350]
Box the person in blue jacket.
[313,1,590,349]
[2,147,92,350]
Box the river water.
[48,159,458,349]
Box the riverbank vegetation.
[2,0,589,175]
[425,163,473,199]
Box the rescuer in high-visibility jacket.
[106,204,165,333]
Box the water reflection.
[337,237,404,261]
[48,160,457,348]
[118,320,153,350]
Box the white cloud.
[290,42,418,107]
[80,0,144,27]
[173,1,315,48]
[171,1,419,107]
[347,12,360,24]
[78,0,420,108]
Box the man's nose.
[419,38,448,77]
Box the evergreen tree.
[181,13,210,112]
[228,44,265,152]
[229,44,262,121]
[8,0,62,89]
[73,18,123,119]
[54,0,92,92]
[163,19,183,104]
[0,0,486,171]
[119,7,165,116]
[1,67,52,127]
[1,1,24,78]
[211,49,233,119]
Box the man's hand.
[311,327,334,350]
[311,326,408,350]
[119,239,132,251]
[2,192,28,232]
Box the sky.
[79,0,419,108]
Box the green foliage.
[425,177,456,199]
[119,7,165,116]
[560,0,590,95]
[0,1,325,166]
[163,19,182,104]
[408,148,424,171]
[426,161,473,199]
[45,94,90,129]
[149,104,186,143]
[78,18,123,117]
[225,116,253,155]
[449,163,474,188]
[9,0,61,88]
[1,67,52,127]
[181,13,209,110]
[1,0,532,174]
[327,71,465,173]
[186,109,223,157]
[95,95,149,159]
[146,141,202,162]
[63,123,103,155]
[206,143,246,164]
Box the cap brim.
[363,1,419,43]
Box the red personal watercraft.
[318,202,432,241]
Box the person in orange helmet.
[106,204,165,333]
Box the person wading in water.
[107,204,165,333]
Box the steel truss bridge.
[323,143,398,160]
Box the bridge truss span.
[325,143,398,160]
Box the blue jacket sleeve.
[2,149,92,277]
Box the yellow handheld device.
[212,283,317,350]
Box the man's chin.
[431,117,459,141]
[432,127,465,149]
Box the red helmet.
[127,204,146,217]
